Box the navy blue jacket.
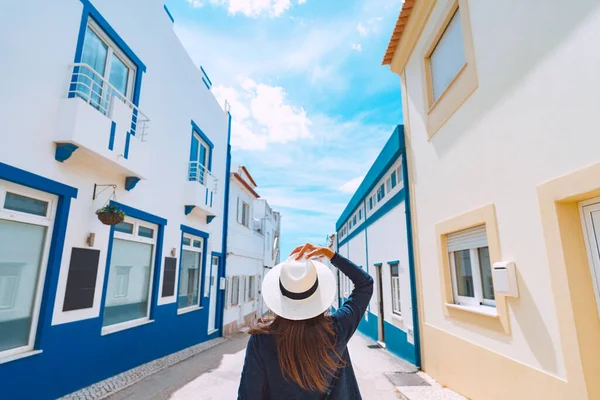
[238,253,374,399]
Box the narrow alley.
[104,332,416,400]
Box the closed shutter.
[447,225,488,252]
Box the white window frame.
[86,19,137,99]
[390,263,401,316]
[0,181,57,360]
[102,216,157,335]
[178,233,204,313]
[579,199,600,318]
[447,225,495,308]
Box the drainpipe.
[401,127,422,368]
[218,111,233,337]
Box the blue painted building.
[0,1,231,398]
[334,126,420,366]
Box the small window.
[391,171,397,189]
[397,166,404,184]
[359,209,362,220]
[429,9,465,102]
[182,237,191,246]
[231,276,240,306]
[386,177,392,192]
[353,216,357,225]
[390,263,401,315]
[138,226,154,239]
[377,184,385,202]
[114,222,134,235]
[4,192,49,217]
[369,197,373,210]
[447,225,495,307]
[192,240,202,249]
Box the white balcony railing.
[68,63,150,140]
[188,162,218,194]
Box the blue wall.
[0,163,220,399]
[356,311,417,365]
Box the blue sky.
[165,0,404,257]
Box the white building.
[334,127,419,365]
[0,1,231,398]
[223,166,281,334]
[382,0,600,398]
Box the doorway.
[375,265,385,345]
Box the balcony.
[184,162,218,223]
[54,63,151,187]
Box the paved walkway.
[106,332,416,400]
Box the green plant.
[96,204,125,218]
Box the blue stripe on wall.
[163,4,175,23]
[336,126,404,231]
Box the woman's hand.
[290,243,335,261]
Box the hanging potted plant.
[96,204,125,226]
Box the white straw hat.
[262,256,337,320]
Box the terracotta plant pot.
[97,212,125,226]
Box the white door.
[207,255,219,333]
[579,199,600,318]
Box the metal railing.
[68,63,150,140]
[188,162,218,194]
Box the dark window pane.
[478,247,494,300]
[453,250,474,297]
[193,240,202,249]
[114,222,134,234]
[138,226,154,239]
[4,192,48,217]
[391,264,399,276]
[63,248,100,312]
[182,237,191,246]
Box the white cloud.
[212,78,312,150]
[338,176,364,194]
[356,22,368,36]
[351,43,362,52]
[187,0,300,18]
[186,0,204,7]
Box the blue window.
[189,121,214,185]
[359,209,362,220]
[391,171,397,189]
[353,216,357,225]
[369,197,373,210]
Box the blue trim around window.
[374,263,382,267]
[73,0,147,136]
[180,224,209,239]
[0,163,77,349]
[191,120,214,171]
[163,4,175,23]
[100,202,167,325]
[336,126,404,231]
[387,260,399,265]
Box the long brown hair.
[249,313,345,392]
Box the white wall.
[224,179,263,325]
[0,0,228,326]
[402,0,600,379]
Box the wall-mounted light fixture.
[171,248,177,257]
[86,233,95,247]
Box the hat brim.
[262,259,337,321]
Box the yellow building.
[382,0,600,398]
